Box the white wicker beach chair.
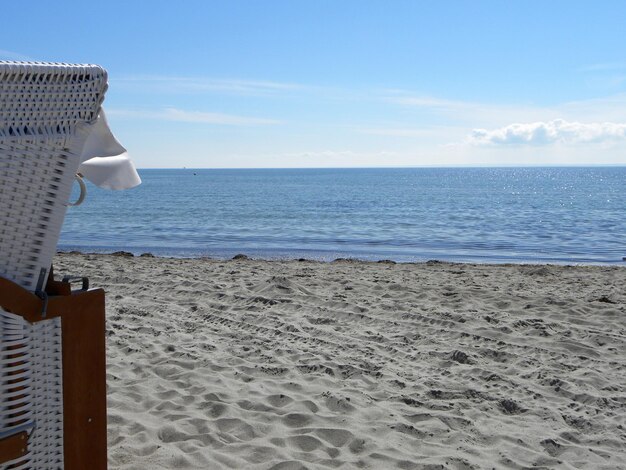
[0,61,140,293]
[0,61,139,469]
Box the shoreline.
[52,252,626,469]
[57,249,626,267]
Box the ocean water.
[59,167,626,264]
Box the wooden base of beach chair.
[0,273,107,469]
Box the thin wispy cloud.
[383,92,558,127]
[112,76,303,96]
[385,90,626,128]
[579,63,626,90]
[108,107,281,126]
[467,119,626,146]
[386,95,472,110]
[360,127,437,137]
[358,126,465,140]
[580,62,626,72]
[560,93,626,122]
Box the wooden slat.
[0,431,28,464]
[0,276,41,320]
[52,289,108,470]
[44,265,72,296]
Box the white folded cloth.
[76,110,141,190]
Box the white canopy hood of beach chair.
[76,109,141,190]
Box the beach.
[54,252,626,469]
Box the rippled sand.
[54,253,626,469]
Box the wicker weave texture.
[0,309,64,470]
[29,318,64,469]
[0,309,33,437]
[0,62,108,291]
[0,62,107,137]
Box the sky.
[1,0,626,168]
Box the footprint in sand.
[286,435,325,452]
[282,412,314,428]
[214,418,257,441]
[267,393,295,407]
[313,428,354,447]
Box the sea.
[59,167,626,265]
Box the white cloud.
[108,107,281,126]
[467,119,626,146]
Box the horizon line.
[135,164,626,170]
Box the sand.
[53,253,626,469]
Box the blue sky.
[2,1,626,168]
